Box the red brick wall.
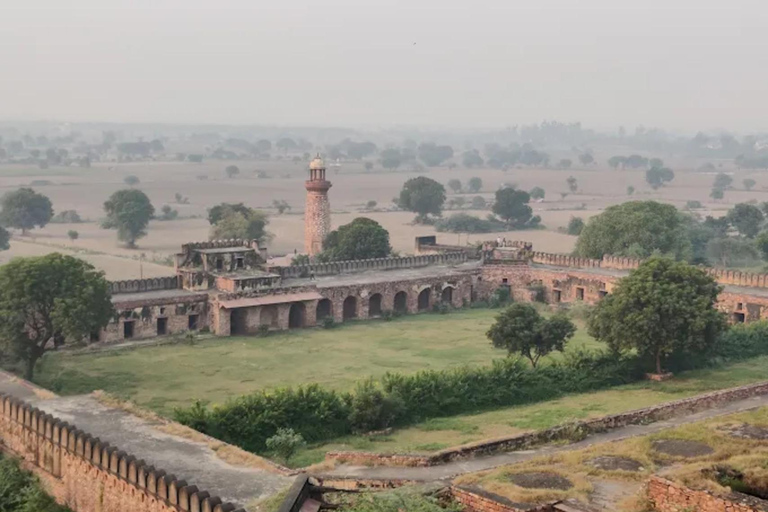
[647,476,766,512]
[0,394,241,512]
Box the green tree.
[744,178,757,191]
[578,153,594,166]
[713,172,733,190]
[398,177,446,222]
[706,237,760,267]
[462,150,484,168]
[467,177,483,193]
[710,187,725,200]
[207,202,252,225]
[102,189,155,248]
[123,175,140,186]
[321,217,391,261]
[272,200,291,214]
[756,231,768,260]
[0,254,113,379]
[265,428,305,464]
[364,161,374,172]
[566,176,578,193]
[559,158,572,169]
[587,258,726,374]
[67,230,78,241]
[726,203,764,238]
[645,166,675,189]
[487,303,575,367]
[530,186,545,200]
[492,188,538,228]
[417,143,453,167]
[225,165,240,178]
[626,185,635,196]
[210,207,271,244]
[471,196,487,209]
[447,179,462,193]
[567,216,585,235]
[574,201,690,259]
[380,148,402,170]
[0,188,53,234]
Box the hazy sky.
[2,0,768,131]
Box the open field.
[32,308,601,414]
[290,356,768,466]
[0,156,759,279]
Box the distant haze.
[2,0,768,132]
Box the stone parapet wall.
[326,381,768,468]
[647,476,767,512]
[450,486,548,512]
[0,393,242,512]
[277,252,469,279]
[110,276,180,295]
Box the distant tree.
[102,189,155,248]
[756,231,768,260]
[0,254,114,379]
[530,187,545,201]
[625,154,649,169]
[255,139,272,153]
[447,179,462,194]
[51,210,82,223]
[364,162,374,172]
[174,192,189,204]
[713,173,733,190]
[726,203,764,238]
[0,188,53,234]
[123,175,140,186]
[559,158,572,169]
[649,158,664,169]
[417,143,454,167]
[627,185,635,196]
[578,153,594,166]
[566,176,578,193]
[210,207,271,244]
[366,200,377,210]
[607,156,626,169]
[0,226,9,250]
[492,188,539,228]
[744,178,757,191]
[706,237,760,267]
[208,203,252,225]
[471,196,487,209]
[467,177,483,193]
[487,303,575,367]
[462,149,484,168]
[380,148,403,170]
[685,200,703,210]
[150,139,164,152]
[567,216,585,236]
[710,187,725,200]
[645,166,675,189]
[588,258,726,374]
[272,200,291,214]
[276,138,298,152]
[574,201,689,259]
[265,428,305,464]
[449,196,466,209]
[225,165,240,178]
[187,154,203,163]
[158,205,179,221]
[67,230,79,241]
[321,217,391,261]
[398,177,446,222]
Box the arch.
[441,286,454,305]
[343,296,358,320]
[288,303,306,328]
[418,288,431,311]
[368,293,383,317]
[394,291,408,314]
[316,299,333,321]
[260,305,279,328]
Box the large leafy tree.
[645,166,675,189]
[0,226,9,251]
[587,258,726,374]
[574,201,690,259]
[0,254,114,379]
[0,188,53,234]
[492,187,539,228]
[210,205,271,244]
[726,203,764,238]
[398,177,446,222]
[102,189,155,247]
[207,202,252,225]
[487,303,575,367]
[321,217,391,261]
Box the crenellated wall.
[275,252,469,279]
[110,276,180,295]
[0,393,243,512]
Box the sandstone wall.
[110,276,180,295]
[276,252,469,279]
[0,393,242,512]
[647,476,767,512]
[104,298,208,343]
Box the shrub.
[322,317,336,329]
[489,286,511,308]
[50,210,82,224]
[381,310,393,321]
[567,216,585,236]
[528,283,546,303]
[257,324,270,336]
[0,453,72,512]
[434,213,505,234]
[713,320,768,361]
[265,428,305,463]
[348,380,404,432]
[433,303,450,314]
[67,230,79,241]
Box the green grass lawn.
[289,355,768,467]
[33,309,602,414]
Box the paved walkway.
[0,372,291,509]
[325,393,768,481]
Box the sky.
[2,0,768,132]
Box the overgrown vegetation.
[0,453,71,512]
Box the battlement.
[110,276,180,295]
[0,393,242,512]
[181,239,259,252]
[277,252,469,279]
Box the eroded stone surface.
[587,455,644,472]
[721,423,768,440]
[652,439,714,458]
[508,471,573,490]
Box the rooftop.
[195,246,255,255]
[112,288,207,304]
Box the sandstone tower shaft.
[304,156,332,255]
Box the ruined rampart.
[110,276,180,295]
[0,393,242,512]
[648,476,767,512]
[276,252,468,279]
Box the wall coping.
[275,252,469,279]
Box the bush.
[712,320,768,361]
[527,283,546,303]
[489,286,511,308]
[50,210,82,224]
[348,380,404,432]
[434,213,506,234]
[381,310,393,321]
[0,453,71,512]
[67,230,79,241]
[265,428,305,463]
[433,303,450,314]
[567,217,585,236]
[257,324,270,336]
[322,317,336,329]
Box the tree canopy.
[467,177,483,193]
[462,150,484,168]
[398,177,446,221]
[645,166,675,189]
[713,173,733,190]
[321,217,391,261]
[0,253,113,379]
[726,203,764,238]
[487,303,575,367]
[587,258,726,374]
[492,187,540,228]
[102,189,155,247]
[0,188,53,234]
[574,201,690,259]
[209,206,271,244]
[417,143,454,167]
[447,179,462,193]
[0,226,9,251]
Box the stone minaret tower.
[304,155,332,255]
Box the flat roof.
[219,291,323,309]
[112,289,206,304]
[195,247,255,255]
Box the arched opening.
[316,299,333,321]
[343,296,358,320]
[394,291,408,314]
[230,309,247,335]
[441,286,454,305]
[368,294,383,317]
[260,305,279,328]
[418,288,431,311]
[288,303,306,328]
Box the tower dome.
[309,155,325,170]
